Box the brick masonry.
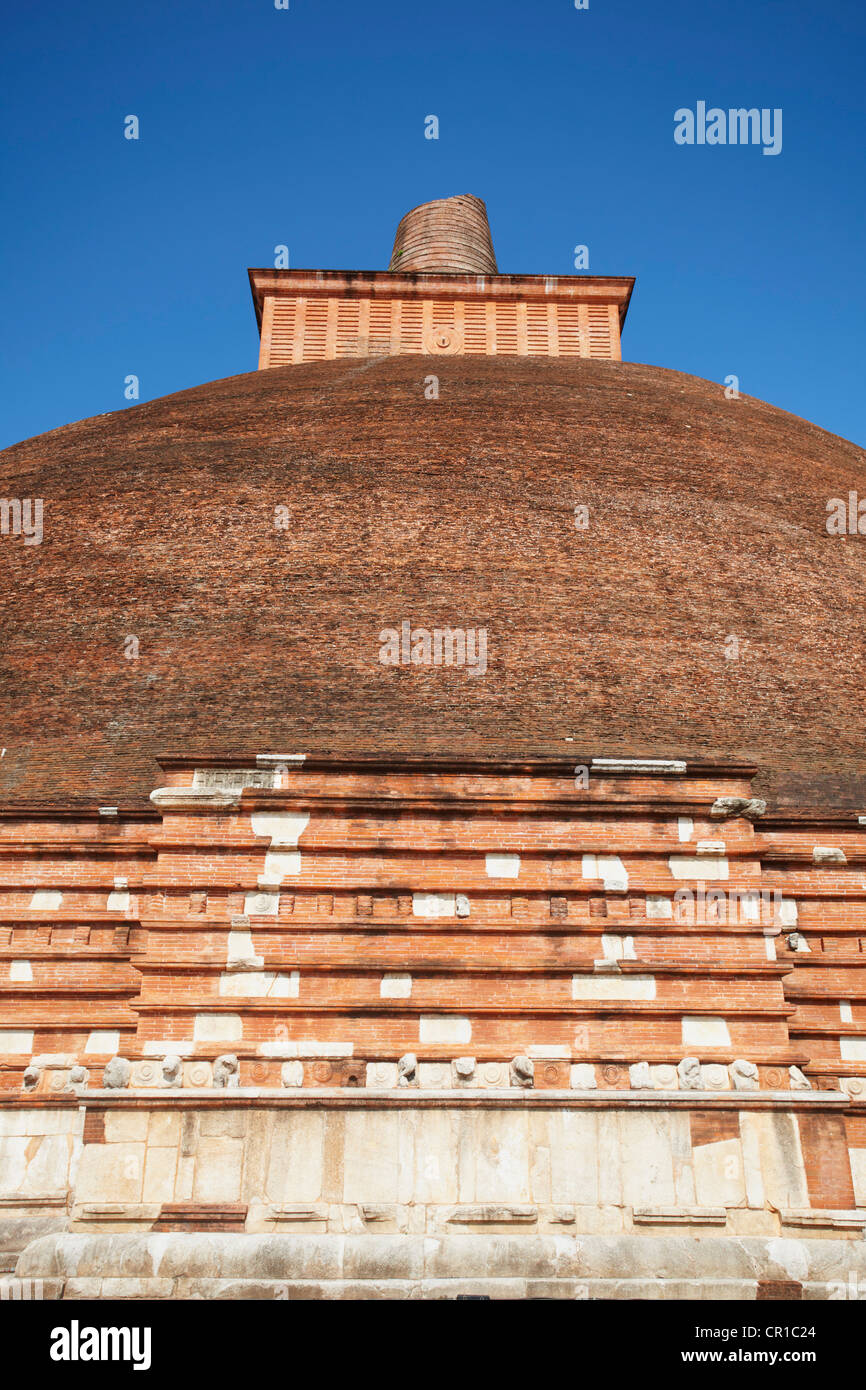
[0,758,864,1109]
[1,357,865,813]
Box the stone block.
[380,974,411,998]
[572,975,656,1001]
[652,1065,679,1090]
[183,1061,213,1088]
[452,1057,476,1085]
[419,1017,471,1045]
[683,1017,731,1048]
[701,1064,731,1090]
[142,1148,180,1205]
[485,854,520,878]
[397,1054,417,1087]
[677,1057,702,1090]
[669,856,729,881]
[693,1139,747,1208]
[475,1062,509,1089]
[365,1062,398,1089]
[812,846,846,865]
[104,1112,149,1144]
[629,1062,654,1090]
[192,1138,244,1203]
[730,1059,759,1091]
[412,893,456,918]
[148,1112,181,1147]
[193,1014,243,1044]
[417,1062,450,1089]
[533,1060,569,1089]
[75,1144,146,1204]
[130,1060,162,1087]
[646,896,673,918]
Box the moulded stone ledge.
[445,1205,538,1225]
[780,1210,866,1230]
[632,1207,727,1225]
[16,1087,850,1110]
[15,1233,866,1297]
[149,787,241,811]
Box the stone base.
[11,1232,866,1300]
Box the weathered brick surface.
[0,357,864,810]
[797,1113,857,1208]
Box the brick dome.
[1,354,864,810]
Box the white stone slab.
[701,1063,731,1090]
[227,929,257,962]
[813,846,847,864]
[0,1030,33,1053]
[243,891,280,916]
[474,1062,509,1089]
[183,1061,213,1088]
[850,1148,866,1206]
[591,758,685,774]
[652,1065,679,1089]
[572,975,656,1001]
[9,960,33,982]
[418,1062,451,1089]
[693,1138,746,1208]
[365,1062,399,1089]
[141,1040,194,1057]
[193,1014,243,1043]
[668,856,729,880]
[85,1031,120,1054]
[412,893,456,918]
[646,896,673,919]
[582,854,629,892]
[485,853,520,878]
[218,970,299,998]
[840,1038,866,1062]
[682,1016,731,1047]
[419,1016,471,1045]
[261,850,301,882]
[380,973,412,998]
[601,934,636,961]
[250,812,310,846]
[29,890,62,910]
[677,817,694,842]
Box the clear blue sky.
[1,0,863,448]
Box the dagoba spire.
[388,194,498,275]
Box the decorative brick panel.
[797,1113,856,1209]
[255,281,627,366]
